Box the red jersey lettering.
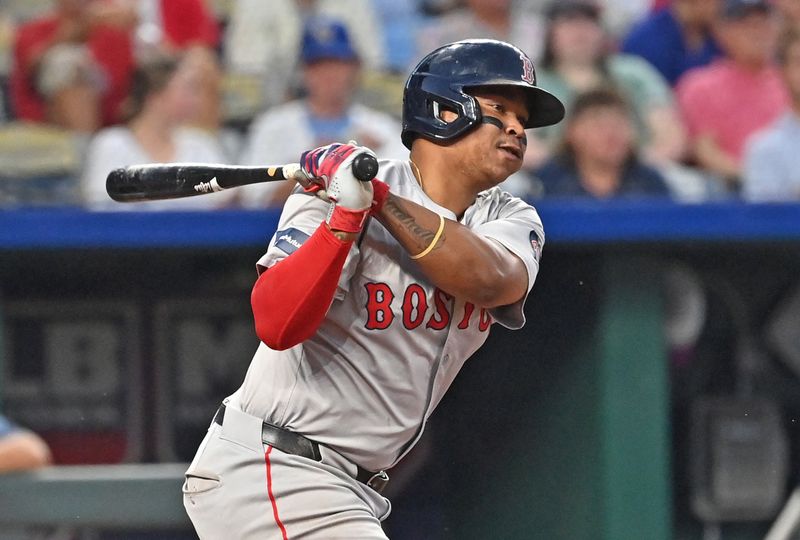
[402,284,428,329]
[458,302,475,330]
[365,282,487,333]
[365,282,395,330]
[478,308,492,332]
[426,288,452,330]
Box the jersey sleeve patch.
[274,227,311,255]
[529,230,542,263]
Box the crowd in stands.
[0,0,798,208]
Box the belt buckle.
[367,470,389,494]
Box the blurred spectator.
[223,0,297,110]
[10,0,137,132]
[80,52,234,210]
[295,0,387,71]
[133,0,219,61]
[0,10,13,76]
[621,0,723,85]
[415,0,546,65]
[0,414,51,473]
[132,1,222,149]
[419,0,461,15]
[531,1,687,169]
[525,0,654,41]
[532,87,672,199]
[676,0,789,189]
[776,0,800,32]
[180,45,221,132]
[224,0,387,110]
[179,45,242,159]
[599,0,656,37]
[0,86,7,124]
[238,17,407,207]
[372,0,426,73]
[742,28,800,201]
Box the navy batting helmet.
[401,39,565,149]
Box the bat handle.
[284,163,306,181]
[352,153,379,182]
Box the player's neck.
[409,151,480,219]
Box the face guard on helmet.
[401,39,565,149]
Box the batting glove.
[300,143,376,233]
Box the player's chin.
[495,146,524,167]
[492,148,524,176]
[484,164,521,189]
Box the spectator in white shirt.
[81,52,234,210]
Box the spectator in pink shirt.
[676,0,789,190]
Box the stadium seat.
[0,122,83,207]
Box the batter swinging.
[183,39,565,539]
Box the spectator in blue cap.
[300,16,360,63]
[239,17,407,207]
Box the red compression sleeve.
[251,224,353,351]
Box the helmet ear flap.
[401,75,482,148]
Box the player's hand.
[300,142,345,182]
[300,142,377,233]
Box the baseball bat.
[105,153,380,202]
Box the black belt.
[213,404,389,494]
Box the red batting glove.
[299,143,376,233]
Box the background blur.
[2,0,800,539]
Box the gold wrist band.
[410,214,445,260]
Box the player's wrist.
[369,179,390,216]
[326,204,369,234]
[329,230,360,242]
[324,222,360,242]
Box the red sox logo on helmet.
[520,53,535,85]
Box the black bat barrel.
[106,164,284,202]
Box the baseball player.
[183,39,565,539]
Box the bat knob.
[352,152,379,182]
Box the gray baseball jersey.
[228,158,544,472]
[185,158,545,538]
